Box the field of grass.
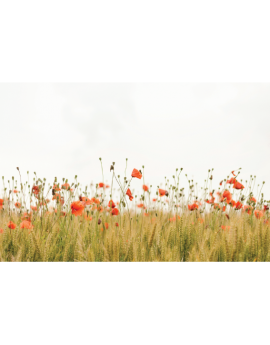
[0,162,269,262]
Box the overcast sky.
[1,83,269,199]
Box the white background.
[1,1,270,345]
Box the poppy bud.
[110,165,114,171]
[98,218,101,225]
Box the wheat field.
[0,163,269,262]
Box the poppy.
[152,198,157,202]
[213,203,221,210]
[243,205,253,215]
[0,199,3,210]
[79,196,92,205]
[31,205,37,211]
[71,201,85,216]
[61,183,70,190]
[32,185,40,195]
[232,171,236,177]
[233,181,244,190]
[106,184,110,188]
[228,200,236,207]
[227,177,237,184]
[222,206,226,212]
[131,168,142,179]
[7,221,16,229]
[53,184,61,192]
[264,205,269,212]
[126,188,133,201]
[0,228,3,234]
[221,225,231,231]
[115,222,119,227]
[111,208,119,216]
[137,203,144,208]
[108,200,116,208]
[159,189,168,197]
[98,182,105,188]
[105,222,109,229]
[250,197,256,203]
[15,202,21,208]
[235,201,243,210]
[254,210,263,219]
[84,214,92,221]
[198,218,204,224]
[188,203,198,211]
[142,185,149,192]
[13,190,18,193]
[223,190,232,202]
[20,220,34,230]
[219,181,223,186]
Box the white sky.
[1,83,270,200]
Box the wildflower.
[221,225,231,231]
[79,196,92,205]
[53,184,61,191]
[20,220,34,229]
[227,177,237,184]
[98,218,101,225]
[108,200,116,208]
[243,205,253,215]
[111,208,119,216]
[105,222,109,229]
[264,205,269,212]
[254,210,263,219]
[188,203,198,211]
[115,222,119,227]
[84,214,92,221]
[232,171,236,177]
[213,203,221,210]
[142,185,149,192]
[250,197,257,203]
[7,221,16,229]
[137,203,144,208]
[32,185,40,195]
[126,188,133,201]
[98,182,104,188]
[159,189,168,197]
[219,181,223,186]
[152,198,157,202]
[222,206,226,212]
[70,201,85,216]
[97,205,103,212]
[13,189,18,193]
[106,184,110,188]
[0,228,3,234]
[228,199,236,207]
[15,202,21,208]
[131,168,142,179]
[235,201,243,210]
[233,181,244,190]
[198,218,204,224]
[31,205,37,211]
[61,183,70,189]
[0,199,3,210]
[223,190,232,202]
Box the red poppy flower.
[15,202,21,208]
[152,198,157,202]
[0,199,3,210]
[254,210,263,219]
[61,183,70,190]
[232,171,236,177]
[31,205,37,211]
[142,185,149,192]
[219,181,223,186]
[235,201,243,210]
[126,188,133,201]
[98,182,105,188]
[79,196,92,205]
[13,190,18,193]
[32,185,40,195]
[233,181,244,190]
[243,205,253,215]
[53,184,61,192]
[22,212,32,221]
[250,197,256,203]
[0,228,3,234]
[223,190,232,202]
[7,221,16,229]
[111,208,119,216]
[137,203,144,208]
[115,222,119,227]
[228,199,236,207]
[106,184,110,188]
[105,222,109,229]
[227,177,237,184]
[188,203,198,211]
[264,205,269,212]
[71,201,85,216]
[20,220,34,229]
[159,189,168,197]
[131,169,142,179]
[221,225,231,231]
[108,200,116,208]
